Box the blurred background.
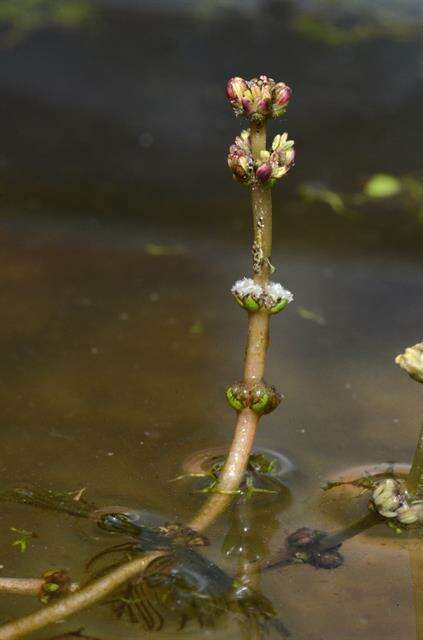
[0,0,422,252]
[0,3,422,637]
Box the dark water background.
[0,0,422,638]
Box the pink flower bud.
[256,163,272,183]
[285,148,296,165]
[257,99,270,113]
[274,82,292,106]
[226,77,247,102]
[241,97,254,114]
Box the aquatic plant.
[0,74,295,639]
[0,572,77,601]
[324,342,423,531]
[190,74,294,530]
[90,513,289,636]
[175,451,287,497]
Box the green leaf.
[364,174,401,199]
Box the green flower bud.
[231,278,263,312]
[243,294,262,312]
[250,382,282,415]
[263,281,293,314]
[226,382,249,411]
[268,298,289,314]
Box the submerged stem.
[407,421,423,495]
[0,578,44,596]
[317,511,381,552]
[0,553,163,640]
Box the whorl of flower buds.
[286,528,343,570]
[226,381,282,415]
[226,75,292,122]
[228,130,295,188]
[395,342,423,384]
[231,277,293,314]
[371,478,422,525]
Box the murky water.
[0,0,422,638]
[0,210,422,638]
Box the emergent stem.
[407,421,423,496]
[190,120,272,531]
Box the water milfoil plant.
[190,75,295,528]
[324,342,423,532]
[0,74,295,639]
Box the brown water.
[0,0,423,637]
[0,212,422,638]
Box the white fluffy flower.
[231,277,263,299]
[265,281,294,304]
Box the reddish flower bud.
[241,97,254,114]
[257,98,270,113]
[274,82,292,106]
[256,163,272,183]
[226,77,248,101]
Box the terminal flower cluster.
[231,277,293,314]
[228,130,295,187]
[226,75,291,122]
